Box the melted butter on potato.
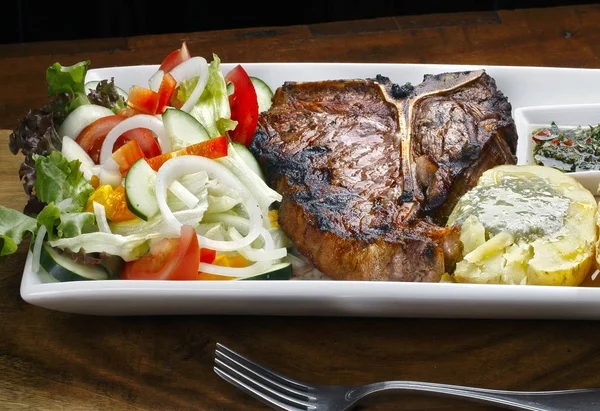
[446,165,598,286]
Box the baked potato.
[446,165,598,286]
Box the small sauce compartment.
[514,103,600,194]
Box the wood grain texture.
[2,5,600,411]
[1,4,600,131]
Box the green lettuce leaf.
[178,54,236,137]
[33,152,94,211]
[0,206,38,257]
[46,61,88,97]
[46,61,90,112]
[9,60,93,214]
[58,212,97,238]
[37,202,97,240]
[36,203,61,238]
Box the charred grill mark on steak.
[250,70,517,282]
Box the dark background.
[2,0,599,45]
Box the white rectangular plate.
[19,61,600,318]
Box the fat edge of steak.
[249,70,518,281]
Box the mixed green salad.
[2,42,296,282]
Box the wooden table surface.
[2,4,600,410]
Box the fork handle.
[345,381,600,411]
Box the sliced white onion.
[149,69,164,92]
[98,158,122,187]
[155,155,263,251]
[259,227,275,250]
[170,57,209,112]
[99,114,170,165]
[198,259,271,278]
[31,225,47,274]
[80,166,96,182]
[93,201,112,234]
[168,180,199,209]
[229,227,287,262]
[91,164,103,174]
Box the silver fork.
[213,343,600,411]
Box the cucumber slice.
[58,104,114,138]
[227,76,274,113]
[250,77,274,113]
[162,108,210,150]
[232,142,265,181]
[240,262,292,280]
[125,158,159,221]
[61,136,94,168]
[85,80,129,101]
[40,243,109,281]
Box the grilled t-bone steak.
[249,69,518,282]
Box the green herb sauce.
[532,122,600,172]
[450,174,569,242]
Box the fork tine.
[216,343,311,392]
[214,365,308,411]
[215,359,311,410]
[214,353,312,402]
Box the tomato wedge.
[224,64,259,146]
[146,135,228,171]
[121,225,200,280]
[159,42,191,73]
[75,116,161,164]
